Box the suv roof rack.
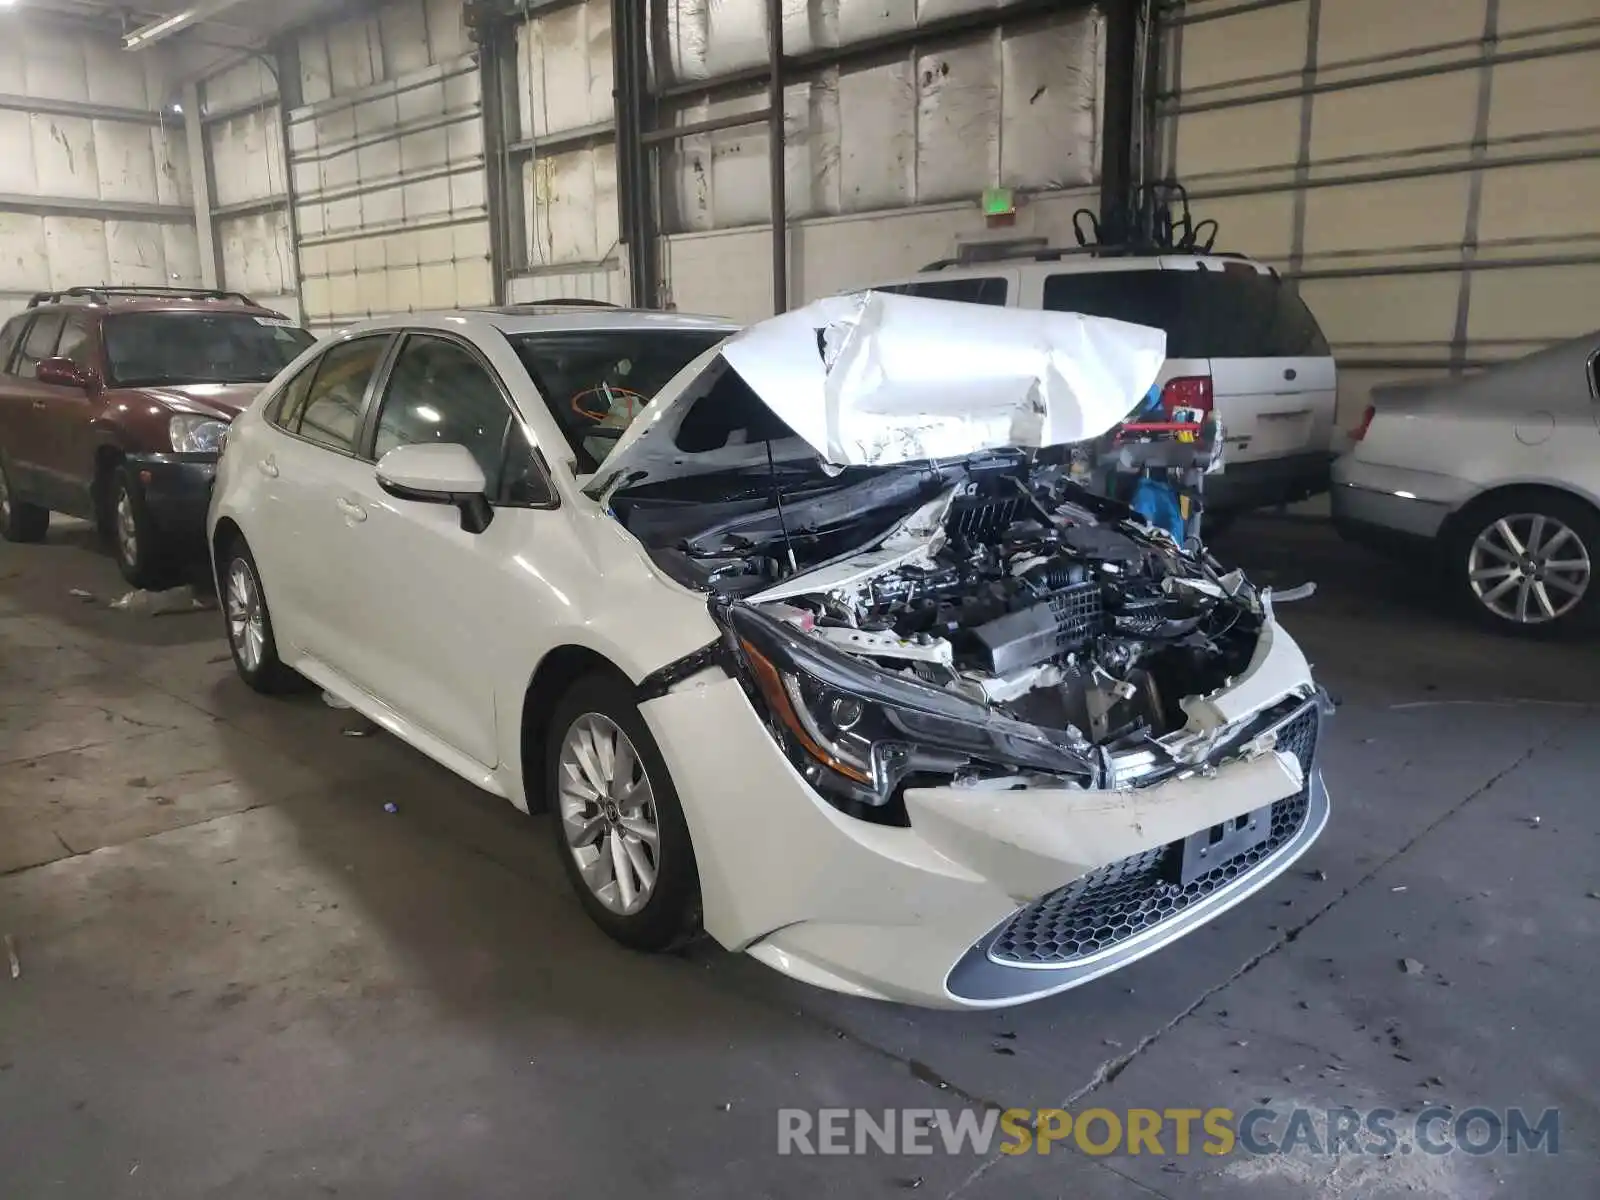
[27,285,261,309]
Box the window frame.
[54,312,97,374]
[266,332,398,459]
[362,329,559,511]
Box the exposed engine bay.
[620,453,1298,816]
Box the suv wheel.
[0,456,49,543]
[546,674,701,952]
[107,466,171,589]
[1453,492,1600,638]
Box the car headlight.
[716,604,1095,813]
[169,415,229,454]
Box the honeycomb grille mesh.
[990,705,1319,968]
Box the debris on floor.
[110,586,215,616]
[5,935,18,979]
[1400,957,1425,975]
[383,802,398,814]
[321,690,353,710]
[342,727,372,738]
[68,588,95,602]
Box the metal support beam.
[273,43,308,322]
[1100,0,1139,228]
[767,0,787,315]
[0,93,170,126]
[478,19,524,301]
[186,80,222,289]
[507,119,617,156]
[0,195,193,223]
[614,0,657,308]
[639,110,771,146]
[211,194,292,221]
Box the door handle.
[258,456,279,478]
[336,497,368,523]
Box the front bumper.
[1205,452,1333,514]
[126,452,218,550]
[641,621,1327,1010]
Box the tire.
[0,455,48,543]
[107,465,172,589]
[1450,491,1600,639]
[218,535,305,694]
[545,673,700,952]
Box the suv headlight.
[169,414,229,454]
[716,604,1095,812]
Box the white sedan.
[1332,332,1600,636]
[207,295,1329,1009]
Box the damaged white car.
[208,293,1330,1009]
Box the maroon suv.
[0,286,314,586]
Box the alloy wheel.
[225,558,266,671]
[557,712,660,916]
[114,487,138,567]
[1467,513,1591,625]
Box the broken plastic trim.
[635,637,732,703]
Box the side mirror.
[36,357,88,389]
[375,443,493,534]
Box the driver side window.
[373,334,515,493]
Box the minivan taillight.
[1160,375,1213,416]
[1351,404,1376,441]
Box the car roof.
[331,306,741,340]
[890,254,1275,281]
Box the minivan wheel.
[0,455,48,543]
[108,466,171,589]
[546,674,700,952]
[1453,492,1600,638]
[220,537,304,694]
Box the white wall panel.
[659,7,1102,239]
[1158,0,1600,423]
[289,0,489,330]
[0,20,197,313]
[512,0,619,298]
[663,184,1099,323]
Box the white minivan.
[859,251,1338,517]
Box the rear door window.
[56,315,94,371]
[278,335,389,455]
[16,313,64,379]
[1042,270,1329,359]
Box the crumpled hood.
[136,382,266,420]
[588,291,1167,495]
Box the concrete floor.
[1,517,1595,1198]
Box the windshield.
[510,328,729,471]
[103,312,315,388]
[1042,270,1329,359]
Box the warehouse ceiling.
[11,0,350,78]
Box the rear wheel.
[1451,492,1600,638]
[220,536,305,694]
[0,455,48,543]
[546,674,700,952]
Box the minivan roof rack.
[26,285,260,309]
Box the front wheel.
[108,466,171,589]
[1453,493,1600,638]
[546,674,700,952]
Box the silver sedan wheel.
[1468,513,1591,624]
[557,713,660,916]
[114,487,138,566]
[225,558,266,671]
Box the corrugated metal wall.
[0,23,197,322]
[203,57,299,320]
[287,0,492,331]
[655,0,1107,322]
[1156,0,1600,425]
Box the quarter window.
[372,334,513,488]
[17,313,65,380]
[56,315,94,371]
[0,316,27,373]
[279,336,388,455]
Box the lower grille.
[989,703,1319,969]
